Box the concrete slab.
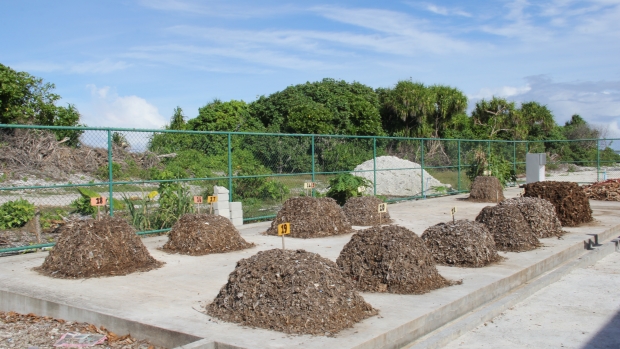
[1,188,619,349]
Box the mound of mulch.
[500,197,565,238]
[468,176,505,202]
[162,214,254,255]
[583,179,620,201]
[36,216,163,278]
[206,249,376,335]
[523,181,593,227]
[421,220,502,267]
[342,196,391,226]
[265,197,352,238]
[475,205,540,252]
[336,225,457,294]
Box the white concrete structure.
[212,186,243,227]
[526,153,546,184]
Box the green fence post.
[421,139,425,198]
[228,133,233,202]
[597,139,600,182]
[457,140,461,191]
[373,137,377,196]
[487,140,491,173]
[513,141,517,181]
[311,135,315,197]
[107,130,114,216]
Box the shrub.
[0,199,35,229]
[326,173,373,206]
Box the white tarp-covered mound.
[352,156,444,196]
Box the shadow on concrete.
[581,308,620,349]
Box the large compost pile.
[421,220,502,267]
[162,214,254,255]
[342,196,391,226]
[523,181,593,227]
[500,197,564,238]
[37,216,162,278]
[265,197,352,238]
[206,249,376,335]
[336,225,456,294]
[468,176,505,202]
[583,179,620,201]
[475,205,540,252]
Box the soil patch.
[421,220,502,267]
[583,179,620,201]
[523,181,593,227]
[206,248,376,336]
[162,214,254,255]
[342,196,391,226]
[468,176,505,202]
[336,225,457,294]
[500,197,565,238]
[36,216,163,278]
[265,197,352,238]
[475,205,540,252]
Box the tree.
[378,80,432,137]
[471,97,524,140]
[428,85,468,138]
[169,106,186,130]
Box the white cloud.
[469,84,533,100]
[12,59,130,74]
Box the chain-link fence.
[1,124,619,253]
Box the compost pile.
[342,196,391,226]
[583,179,620,201]
[37,216,163,278]
[336,225,456,294]
[421,220,502,267]
[206,249,376,335]
[468,176,505,202]
[500,197,564,238]
[475,205,540,252]
[265,197,352,238]
[162,213,254,255]
[523,181,593,227]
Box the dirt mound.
[265,197,352,238]
[500,197,564,238]
[342,196,391,226]
[36,216,162,278]
[523,181,593,227]
[421,220,502,267]
[162,214,254,255]
[206,249,376,335]
[336,225,456,294]
[475,205,540,252]
[583,179,620,201]
[468,176,505,202]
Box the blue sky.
[1,0,619,135]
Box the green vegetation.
[326,173,373,205]
[0,198,35,229]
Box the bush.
[326,173,373,206]
[466,149,515,187]
[0,199,35,229]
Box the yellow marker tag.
[193,196,203,204]
[451,207,457,215]
[90,197,107,206]
[303,182,316,189]
[278,223,291,236]
[378,203,387,213]
[148,191,158,200]
[207,195,218,203]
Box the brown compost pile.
[342,196,391,226]
[500,197,565,238]
[37,216,163,278]
[162,213,254,255]
[582,179,620,201]
[421,220,502,267]
[523,181,593,227]
[265,197,352,238]
[206,249,377,335]
[468,176,505,202]
[475,205,540,252]
[336,225,456,294]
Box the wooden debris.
[342,196,392,226]
[468,176,505,202]
[523,181,593,227]
[475,205,540,252]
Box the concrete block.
[231,217,243,226]
[229,202,242,211]
[215,209,230,218]
[213,202,229,211]
[213,186,229,195]
[216,193,229,203]
[230,210,243,219]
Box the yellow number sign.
[90,197,107,206]
[451,207,457,215]
[207,196,218,203]
[277,223,291,236]
[378,203,387,213]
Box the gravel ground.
[0,311,165,349]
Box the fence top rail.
[0,124,615,144]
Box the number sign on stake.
[207,195,217,214]
[451,207,457,223]
[90,197,107,221]
[303,182,316,189]
[378,203,387,225]
[277,223,291,250]
[193,196,203,213]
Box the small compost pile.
[468,176,505,202]
[421,220,502,267]
[265,197,352,238]
[336,225,456,294]
[523,181,593,227]
[162,213,254,255]
[500,197,564,238]
[583,179,620,201]
[37,216,163,278]
[342,196,391,226]
[475,205,540,252]
[206,249,376,335]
